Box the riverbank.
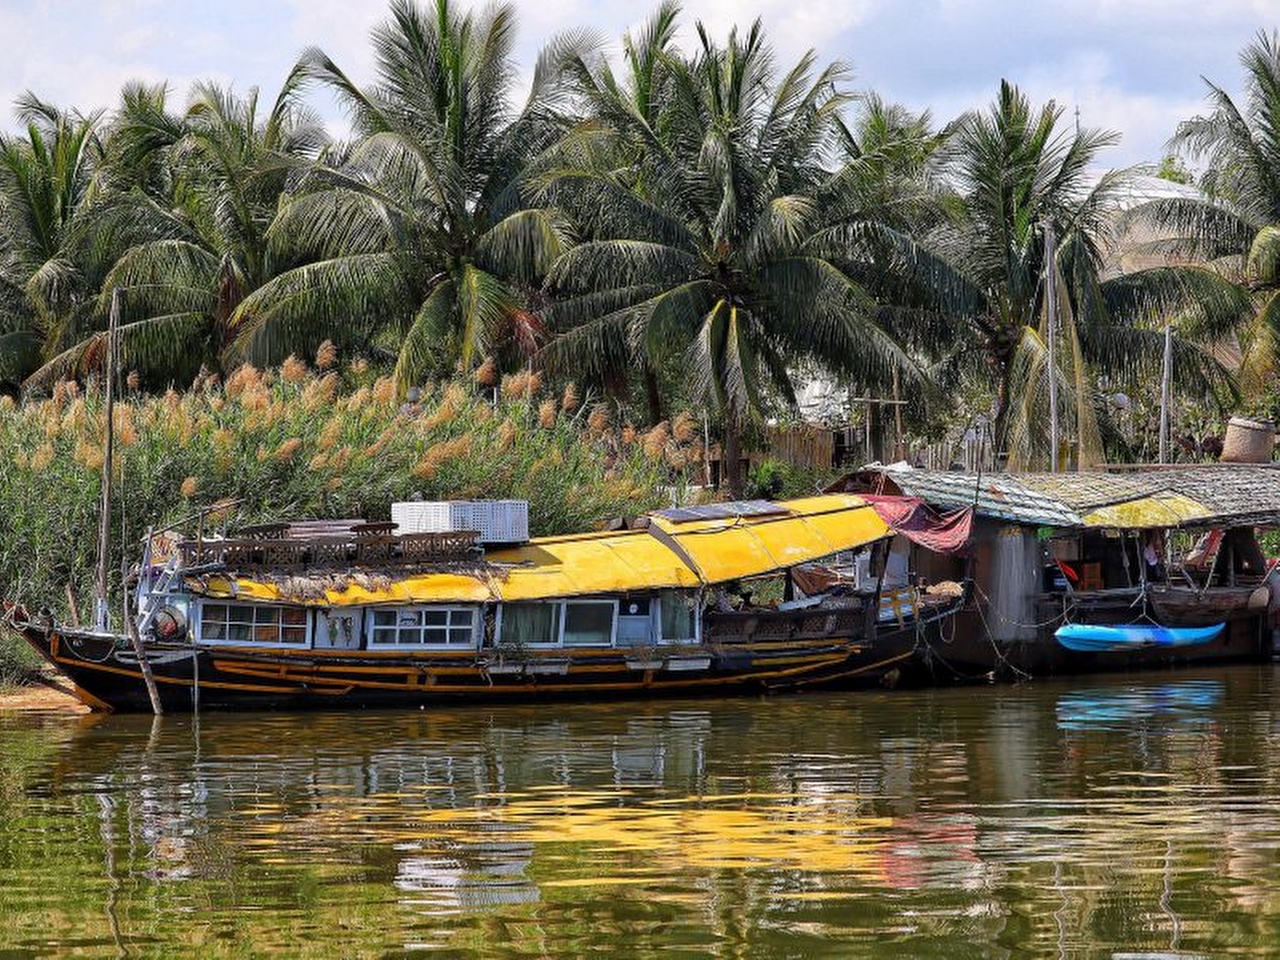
[0,671,89,713]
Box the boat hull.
[1055,622,1225,653]
[9,616,920,712]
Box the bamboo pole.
[96,289,164,714]
[94,292,119,630]
[1045,221,1060,473]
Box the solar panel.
[652,500,792,524]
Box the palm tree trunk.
[724,419,744,498]
[643,366,664,424]
[992,354,1013,468]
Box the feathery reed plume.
[621,424,637,445]
[475,356,498,387]
[226,364,263,400]
[561,382,579,412]
[180,476,198,498]
[501,370,531,401]
[281,355,308,383]
[350,357,370,376]
[302,372,340,410]
[672,411,698,443]
[315,340,338,370]
[538,399,557,429]
[642,421,670,460]
[30,443,54,471]
[497,418,517,450]
[412,435,474,479]
[346,386,371,412]
[372,376,397,406]
[318,417,343,451]
[126,370,140,392]
[587,403,610,436]
[275,438,303,462]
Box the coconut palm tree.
[895,81,1248,467]
[1128,30,1280,399]
[545,15,916,494]
[24,74,327,388]
[0,95,104,389]
[228,0,592,385]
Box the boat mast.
[93,290,120,631]
[1044,220,1059,473]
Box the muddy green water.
[3,666,1280,956]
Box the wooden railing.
[178,527,481,569]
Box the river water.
[3,666,1280,956]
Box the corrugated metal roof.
[869,468,1082,526]
[868,464,1280,529]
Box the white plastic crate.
[392,500,529,544]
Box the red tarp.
[863,495,973,555]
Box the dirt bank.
[0,672,90,713]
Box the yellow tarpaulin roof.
[647,495,889,583]
[1080,492,1213,530]
[194,494,888,606]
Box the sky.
[0,0,1275,167]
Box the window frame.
[366,605,481,650]
[196,600,311,649]
[497,599,619,648]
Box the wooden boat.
[1055,622,1225,653]
[3,495,957,712]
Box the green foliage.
[744,457,826,500]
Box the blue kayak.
[1055,622,1225,653]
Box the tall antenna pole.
[94,290,120,630]
[1044,221,1060,473]
[1159,320,1173,463]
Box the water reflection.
[3,666,1280,955]
[1056,680,1224,732]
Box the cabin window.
[562,601,615,646]
[200,602,308,646]
[499,602,561,644]
[658,590,698,643]
[498,600,617,646]
[369,607,477,647]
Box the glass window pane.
[372,628,396,646]
[205,622,226,641]
[422,627,448,644]
[660,590,697,641]
[281,607,307,625]
[422,610,448,627]
[282,627,306,644]
[373,610,395,626]
[448,628,473,646]
[451,609,474,628]
[501,603,559,644]
[256,607,281,626]
[204,604,227,623]
[228,623,251,642]
[563,603,614,646]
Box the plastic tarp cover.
[198,494,890,606]
[862,495,973,555]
